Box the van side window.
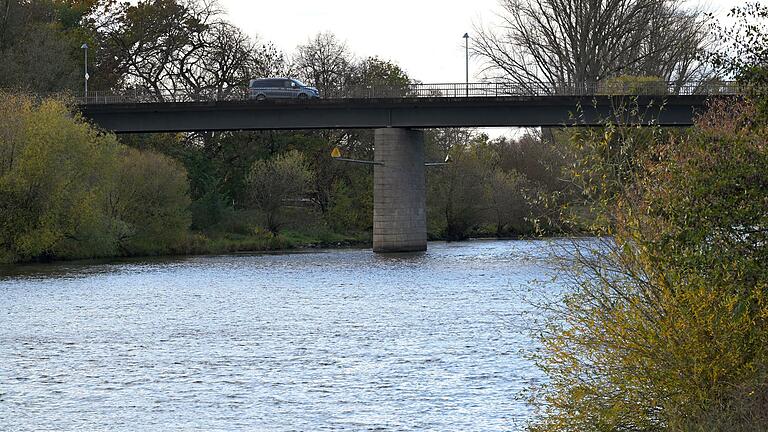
[285,81,293,88]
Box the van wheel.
[256,94,266,101]
[298,93,309,100]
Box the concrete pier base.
[373,128,427,253]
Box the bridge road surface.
[79,95,711,133]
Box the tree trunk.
[0,0,11,51]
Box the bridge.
[81,95,712,133]
[79,81,737,132]
[78,81,739,253]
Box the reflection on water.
[0,240,570,431]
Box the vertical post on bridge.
[81,43,89,101]
[373,128,427,253]
[463,33,469,97]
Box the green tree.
[105,147,191,255]
[527,8,768,426]
[246,150,314,234]
[427,134,493,240]
[326,172,374,233]
[347,56,411,97]
[0,93,119,262]
[0,0,100,92]
[485,168,532,236]
[0,92,194,263]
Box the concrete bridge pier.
[373,128,427,253]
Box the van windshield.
[292,79,308,87]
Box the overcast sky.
[219,0,747,84]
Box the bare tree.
[473,0,712,92]
[95,0,287,101]
[627,1,712,90]
[175,21,252,99]
[175,22,287,100]
[293,32,354,97]
[94,0,221,99]
[0,0,12,50]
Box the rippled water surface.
[1,240,569,431]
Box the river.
[0,239,571,431]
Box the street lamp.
[462,33,469,97]
[81,43,89,100]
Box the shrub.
[106,147,192,255]
[528,99,768,432]
[0,93,120,261]
[0,93,193,262]
[599,75,668,95]
[246,150,314,234]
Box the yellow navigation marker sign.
[330,147,383,165]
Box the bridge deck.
[80,95,717,133]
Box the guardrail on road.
[75,81,742,105]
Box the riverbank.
[177,229,372,256]
[0,231,561,267]
[0,228,372,266]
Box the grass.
[175,226,370,257]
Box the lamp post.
[462,33,469,97]
[81,43,89,100]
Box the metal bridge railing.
[76,81,741,105]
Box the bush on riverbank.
[0,93,192,263]
[528,98,768,431]
[108,147,191,255]
[173,225,369,256]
